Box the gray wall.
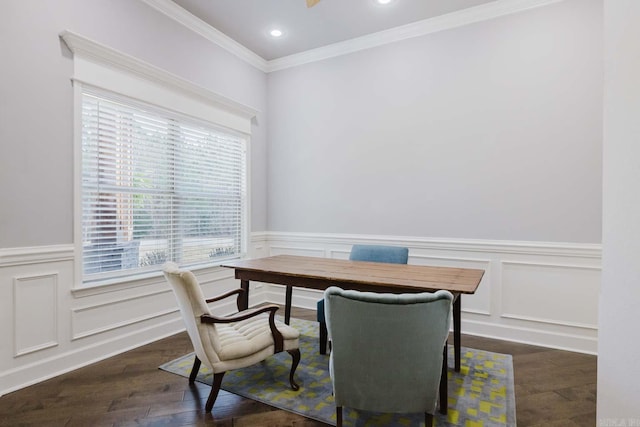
[267,0,602,243]
[0,0,268,248]
[0,0,603,247]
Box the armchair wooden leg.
[425,412,434,426]
[205,372,225,413]
[287,349,301,391]
[336,406,343,427]
[189,356,201,383]
[319,321,328,355]
[439,344,448,415]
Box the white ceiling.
[170,0,498,61]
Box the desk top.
[221,255,484,294]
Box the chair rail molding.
[0,244,74,267]
[260,231,601,355]
[263,231,601,257]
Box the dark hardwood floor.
[0,306,596,426]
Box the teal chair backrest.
[324,287,453,414]
[348,244,409,264]
[316,245,409,324]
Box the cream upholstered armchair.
[324,286,452,426]
[163,263,301,413]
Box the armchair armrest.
[200,304,284,353]
[204,288,245,311]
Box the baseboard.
[0,317,184,396]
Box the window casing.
[81,89,247,284]
[62,31,256,288]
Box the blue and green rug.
[160,318,516,426]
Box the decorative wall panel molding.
[500,260,600,329]
[0,243,244,396]
[410,254,493,316]
[0,232,601,397]
[70,289,177,340]
[261,232,601,354]
[13,273,59,357]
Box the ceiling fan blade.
[306,0,321,7]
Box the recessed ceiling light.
[376,0,393,4]
[270,29,283,38]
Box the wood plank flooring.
[0,306,596,426]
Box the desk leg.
[240,280,250,311]
[454,294,461,372]
[439,344,448,415]
[284,285,292,325]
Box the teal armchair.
[324,286,452,426]
[317,244,409,354]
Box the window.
[81,89,247,283]
[61,31,255,287]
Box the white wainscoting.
[0,242,267,396]
[13,273,59,357]
[259,232,601,355]
[0,233,600,396]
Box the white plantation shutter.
[81,89,246,283]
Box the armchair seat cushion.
[214,314,299,361]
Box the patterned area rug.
[160,318,516,426]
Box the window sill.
[71,258,240,298]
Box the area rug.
[160,318,516,426]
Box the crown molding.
[59,30,259,120]
[267,0,565,71]
[139,0,269,72]
[140,0,564,73]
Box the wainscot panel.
[13,273,59,357]
[500,261,599,329]
[0,242,267,396]
[260,232,601,354]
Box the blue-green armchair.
[324,286,452,426]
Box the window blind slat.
[81,89,246,283]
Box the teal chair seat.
[317,244,409,354]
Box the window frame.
[62,30,256,289]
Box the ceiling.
[170,0,498,61]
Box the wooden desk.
[221,255,484,372]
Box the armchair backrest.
[163,262,220,367]
[324,287,453,414]
[349,244,408,264]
